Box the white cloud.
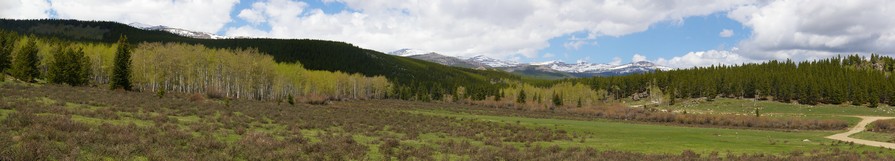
[0,0,51,19]
[632,54,647,62]
[576,56,592,64]
[542,53,555,58]
[608,56,622,65]
[656,50,756,69]
[47,0,239,33]
[730,0,895,60]
[226,0,756,59]
[652,0,895,68]
[563,40,591,50]
[238,8,266,25]
[719,29,734,37]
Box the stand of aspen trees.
[499,82,609,109]
[128,43,391,101]
[18,36,391,101]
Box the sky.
[2,0,894,68]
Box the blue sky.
[6,0,894,68]
[222,0,352,33]
[536,13,751,64]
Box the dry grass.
[441,100,848,130]
[0,84,891,160]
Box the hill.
[0,19,519,100]
[385,49,671,79]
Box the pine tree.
[868,88,880,108]
[667,87,677,105]
[0,30,17,72]
[11,39,39,82]
[552,92,563,106]
[516,89,526,104]
[287,93,295,105]
[48,46,91,86]
[110,35,132,90]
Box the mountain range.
[388,49,673,78]
[127,22,231,39]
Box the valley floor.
[1,82,894,160]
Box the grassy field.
[2,82,895,160]
[852,131,895,143]
[643,98,895,125]
[409,109,887,154]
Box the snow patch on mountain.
[464,55,520,68]
[387,49,671,76]
[540,60,671,74]
[387,49,435,57]
[128,22,229,39]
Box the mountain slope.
[128,22,229,39]
[388,48,434,57]
[407,53,485,69]
[386,49,671,78]
[464,55,521,68]
[535,60,671,76]
[500,65,577,79]
[0,19,519,99]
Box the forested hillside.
[559,55,895,107]
[0,19,518,101]
[0,29,390,102]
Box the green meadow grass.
[651,98,895,125]
[408,109,891,155]
[0,109,14,121]
[852,131,895,143]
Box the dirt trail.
[825,116,895,149]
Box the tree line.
[559,55,895,107]
[0,29,391,102]
[130,42,391,101]
[0,19,515,102]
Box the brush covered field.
[2,81,895,160]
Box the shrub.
[870,119,895,133]
[188,93,206,102]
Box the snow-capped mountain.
[464,55,520,68]
[128,22,229,39]
[407,53,485,69]
[387,49,435,57]
[534,60,671,75]
[534,61,613,73]
[387,49,672,77]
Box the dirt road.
[825,116,895,149]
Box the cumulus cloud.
[719,29,734,37]
[651,0,895,68]
[0,0,51,19]
[563,40,592,50]
[237,8,266,25]
[226,0,756,59]
[608,56,622,65]
[632,54,647,62]
[8,0,887,69]
[730,0,895,60]
[656,50,756,68]
[48,0,239,33]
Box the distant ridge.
[388,49,672,78]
